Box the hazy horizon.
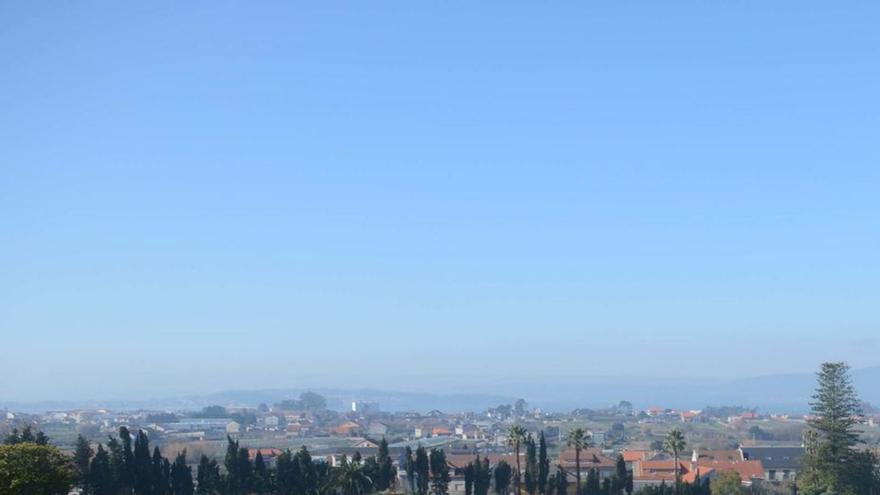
[3,2,880,402]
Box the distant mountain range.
[4,366,879,414]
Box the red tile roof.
[247,448,283,461]
[559,449,616,469]
[695,460,764,481]
[622,450,649,462]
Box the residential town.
[5,372,880,495]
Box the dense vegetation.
[73,430,397,495]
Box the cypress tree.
[151,445,170,495]
[132,430,153,495]
[494,461,512,495]
[474,456,492,495]
[415,446,430,495]
[525,434,538,495]
[376,437,395,491]
[253,451,268,494]
[275,449,299,495]
[585,468,600,495]
[429,448,450,495]
[118,427,135,492]
[170,450,194,495]
[537,432,549,495]
[297,446,318,495]
[405,447,416,494]
[196,454,222,495]
[20,425,35,443]
[464,461,476,495]
[88,444,115,495]
[224,436,253,494]
[554,465,567,495]
[73,434,94,487]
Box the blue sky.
[1,1,879,401]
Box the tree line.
[70,429,398,495]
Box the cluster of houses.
[7,400,875,493]
[396,445,805,495]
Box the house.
[400,453,522,495]
[728,411,760,423]
[680,411,701,423]
[351,438,379,449]
[331,421,362,436]
[622,450,650,465]
[432,427,452,437]
[692,449,743,463]
[632,459,717,490]
[286,423,311,437]
[368,422,389,437]
[559,448,617,481]
[263,415,280,428]
[226,421,241,435]
[455,424,481,439]
[740,446,805,482]
[248,448,283,468]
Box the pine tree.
[800,362,874,494]
[19,425,35,443]
[34,430,49,445]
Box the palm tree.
[663,429,686,494]
[333,457,374,495]
[566,428,590,495]
[507,425,528,495]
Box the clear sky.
[2,1,879,402]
